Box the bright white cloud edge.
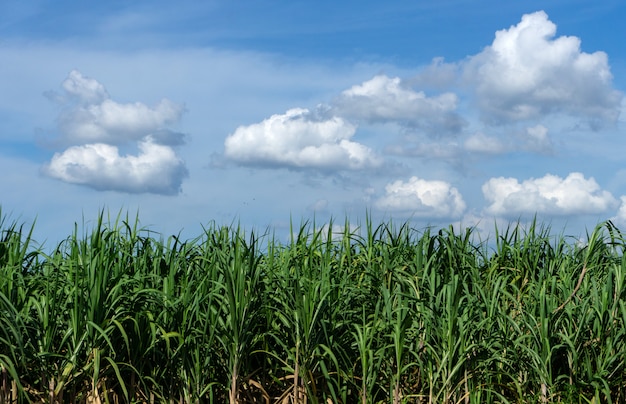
[42,136,188,195]
[374,176,466,218]
[56,70,185,146]
[463,11,622,126]
[224,107,382,170]
[483,172,618,216]
[41,70,188,195]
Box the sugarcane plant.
[1,208,626,403]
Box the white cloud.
[41,70,188,194]
[62,69,109,104]
[333,74,465,134]
[463,11,622,126]
[42,136,188,195]
[374,176,466,218]
[54,70,185,145]
[463,125,552,155]
[224,107,382,170]
[483,172,617,216]
[610,196,626,227]
[464,132,507,154]
[521,124,552,153]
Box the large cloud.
[42,70,188,194]
[463,11,622,126]
[333,74,465,134]
[224,107,381,170]
[483,172,618,216]
[374,176,466,218]
[42,136,188,195]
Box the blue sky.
[1,0,626,246]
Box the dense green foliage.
[1,211,626,403]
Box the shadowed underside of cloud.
[224,107,382,170]
[482,172,618,216]
[42,70,188,194]
[463,11,622,127]
[374,176,466,218]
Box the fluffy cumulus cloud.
[224,108,381,170]
[59,98,184,145]
[42,70,188,194]
[333,74,465,134]
[374,176,466,218]
[42,137,188,195]
[55,70,185,145]
[464,11,622,126]
[483,172,618,216]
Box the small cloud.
[482,172,617,216]
[42,136,188,195]
[463,11,623,127]
[464,132,507,154]
[332,74,465,134]
[224,107,382,171]
[610,196,626,227]
[307,199,329,212]
[521,124,552,153]
[463,125,552,155]
[374,176,466,218]
[61,70,109,104]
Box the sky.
[1,0,626,247]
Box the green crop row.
[1,210,626,403]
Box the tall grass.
[1,210,626,403]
